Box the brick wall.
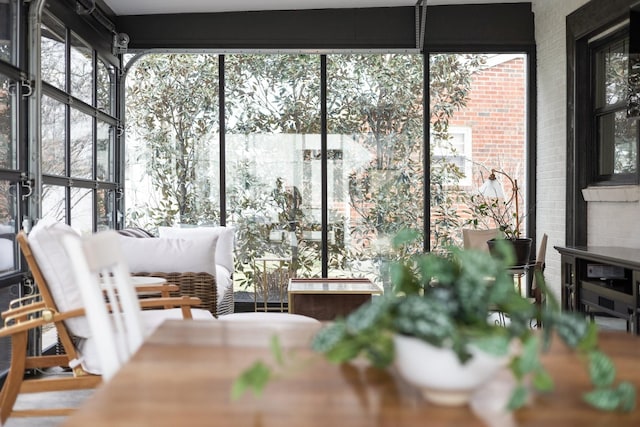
[448,55,527,190]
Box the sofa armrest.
[132,271,218,316]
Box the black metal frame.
[566,0,637,247]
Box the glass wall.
[124,51,529,296]
[125,53,220,228]
[0,0,24,374]
[430,53,528,249]
[326,54,423,289]
[36,9,120,356]
[40,11,118,235]
[0,0,18,66]
[225,54,321,283]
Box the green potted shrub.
[310,230,636,411]
[465,168,532,265]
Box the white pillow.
[28,219,90,338]
[158,226,235,273]
[118,235,216,276]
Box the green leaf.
[390,263,421,295]
[507,384,529,411]
[323,337,367,364]
[471,333,510,357]
[270,335,284,366]
[588,350,616,388]
[311,321,347,353]
[578,322,599,352]
[582,388,623,411]
[616,381,637,412]
[532,369,554,392]
[553,312,589,348]
[392,228,420,248]
[363,334,395,367]
[231,361,272,400]
[516,335,540,374]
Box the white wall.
[532,0,589,299]
[587,192,640,246]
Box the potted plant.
[465,168,532,266]
[309,230,636,411]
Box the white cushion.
[79,308,213,374]
[118,235,216,276]
[28,219,90,338]
[216,264,232,310]
[158,226,235,273]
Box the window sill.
[581,185,640,202]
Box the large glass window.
[42,184,66,222]
[0,0,23,375]
[70,187,93,233]
[40,11,119,234]
[430,53,528,248]
[69,33,93,106]
[125,54,220,227]
[225,54,321,282]
[0,179,18,273]
[0,74,17,169]
[0,0,18,66]
[41,18,66,91]
[327,54,423,288]
[97,120,114,181]
[97,60,115,114]
[124,52,530,297]
[70,107,93,179]
[592,31,639,183]
[41,95,66,175]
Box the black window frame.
[589,27,639,185]
[40,10,120,232]
[566,0,637,247]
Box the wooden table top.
[62,319,640,427]
[288,278,383,294]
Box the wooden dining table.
[61,319,640,427]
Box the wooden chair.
[462,228,502,252]
[531,233,548,328]
[62,230,146,381]
[0,231,100,422]
[0,222,210,423]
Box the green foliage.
[125,53,486,281]
[126,54,220,227]
[309,230,636,413]
[231,360,271,400]
[464,192,524,240]
[231,335,313,400]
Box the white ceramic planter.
[393,334,508,406]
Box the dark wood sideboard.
[555,245,640,335]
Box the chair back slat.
[62,230,146,381]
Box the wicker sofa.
[117,226,235,317]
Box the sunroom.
[0,0,639,423]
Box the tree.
[328,54,424,262]
[224,54,323,277]
[126,54,220,227]
[124,52,483,284]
